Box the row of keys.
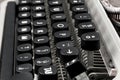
[16,0,33,75]
[18,5,45,12]
[18,12,46,19]
[68,0,100,51]
[30,1,54,75]
[16,0,50,73]
[68,1,111,80]
[16,1,59,80]
[18,0,63,12]
[32,0,63,79]
[18,19,48,27]
[46,1,67,80]
[19,0,63,6]
[48,1,86,79]
[19,0,45,5]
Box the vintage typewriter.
[0,0,119,80]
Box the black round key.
[72,5,88,14]
[33,28,48,36]
[17,26,31,34]
[69,0,85,9]
[52,22,68,32]
[60,47,79,63]
[75,13,91,26]
[32,0,44,5]
[17,44,32,52]
[48,0,62,6]
[18,34,31,42]
[11,72,33,80]
[18,12,31,19]
[16,53,32,64]
[75,13,91,21]
[32,12,46,19]
[16,63,33,73]
[54,30,71,43]
[19,0,31,5]
[51,13,66,22]
[34,46,51,57]
[38,65,58,80]
[34,36,49,46]
[33,20,47,27]
[81,32,100,50]
[56,41,74,50]
[18,6,31,12]
[69,0,84,5]
[35,57,52,73]
[32,5,45,11]
[35,57,52,67]
[75,13,91,25]
[18,19,31,26]
[78,22,95,36]
[50,6,64,14]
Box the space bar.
[0,2,16,80]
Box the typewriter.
[0,0,119,80]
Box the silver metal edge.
[85,0,120,80]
